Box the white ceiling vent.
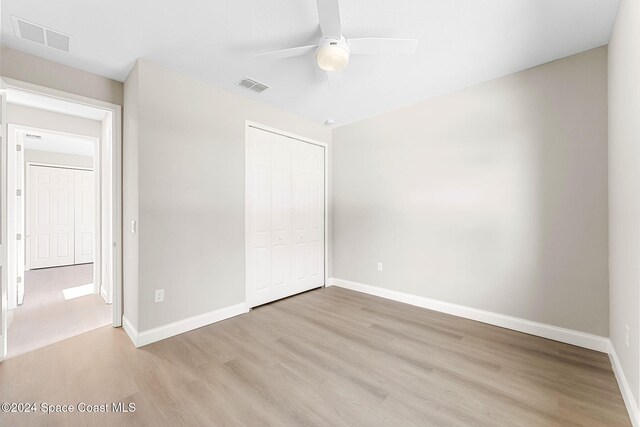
[237,77,269,93]
[11,16,71,52]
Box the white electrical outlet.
[155,289,164,303]
[625,325,630,347]
[377,262,383,272]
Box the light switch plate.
[625,325,630,347]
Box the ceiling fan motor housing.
[316,36,350,71]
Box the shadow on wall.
[331,46,609,336]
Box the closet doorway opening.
[0,80,122,361]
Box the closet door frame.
[245,121,329,311]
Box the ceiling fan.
[255,0,419,88]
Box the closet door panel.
[269,137,291,295]
[31,169,52,267]
[52,169,75,266]
[291,142,325,291]
[74,169,95,264]
[308,150,324,284]
[27,166,75,269]
[247,128,272,306]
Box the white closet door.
[291,141,325,293]
[27,166,75,269]
[265,132,294,303]
[247,127,324,308]
[74,169,94,264]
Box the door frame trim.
[244,121,329,311]
[0,78,122,354]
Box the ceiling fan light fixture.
[254,0,419,89]
[316,43,349,71]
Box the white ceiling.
[1,0,619,126]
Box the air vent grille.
[17,20,44,44]
[238,78,258,89]
[45,29,70,52]
[252,83,269,93]
[11,16,71,52]
[237,77,269,93]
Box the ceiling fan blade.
[347,38,419,55]
[326,70,343,89]
[255,45,318,60]
[316,0,342,39]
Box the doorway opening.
[0,79,122,360]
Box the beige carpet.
[7,263,111,359]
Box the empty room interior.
[0,0,638,426]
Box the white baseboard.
[100,284,113,305]
[122,316,139,347]
[6,310,14,327]
[609,345,640,427]
[122,303,247,348]
[100,286,110,304]
[328,278,611,353]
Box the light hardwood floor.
[0,286,630,426]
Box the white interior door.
[27,166,75,269]
[6,129,20,309]
[74,169,94,264]
[291,140,325,292]
[16,134,24,305]
[247,126,325,308]
[1,85,9,360]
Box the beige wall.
[24,150,93,168]
[124,60,330,331]
[1,47,123,106]
[332,47,609,336]
[123,62,140,330]
[608,0,640,411]
[7,104,102,138]
[7,103,98,171]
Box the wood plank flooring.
[0,286,630,426]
